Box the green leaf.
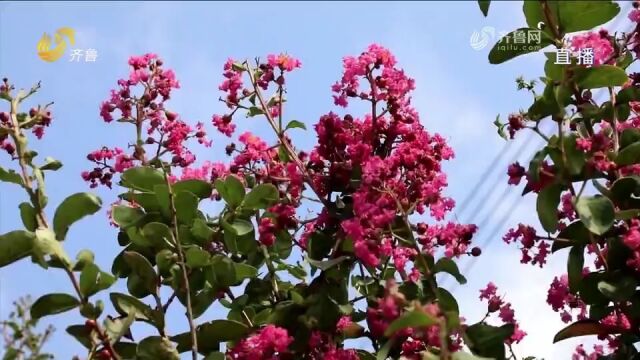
[79,300,104,319]
[376,340,394,360]
[553,221,591,252]
[105,312,135,344]
[488,28,552,64]
[0,167,23,186]
[172,179,213,199]
[563,135,587,176]
[175,190,198,225]
[553,319,608,343]
[215,176,245,208]
[466,323,514,359]
[579,272,609,305]
[568,245,585,294]
[120,192,161,213]
[204,353,225,360]
[557,1,620,33]
[234,263,258,281]
[433,258,467,284]
[477,0,490,16]
[40,156,62,171]
[278,145,290,163]
[33,228,71,267]
[141,222,174,249]
[110,292,163,328]
[527,148,547,183]
[18,202,37,231]
[31,293,79,319]
[242,183,279,210]
[191,219,214,242]
[0,230,34,267]
[123,251,157,293]
[224,218,254,237]
[247,106,265,117]
[66,325,93,348]
[172,319,249,353]
[437,288,460,314]
[210,256,237,288]
[121,167,165,191]
[523,1,552,31]
[575,195,615,235]
[598,276,637,301]
[112,205,145,228]
[79,263,115,297]
[74,249,95,271]
[616,141,640,166]
[53,192,102,240]
[537,184,562,233]
[384,309,437,337]
[610,176,640,200]
[544,53,563,81]
[574,65,628,89]
[307,255,348,271]
[285,120,307,131]
[137,336,180,360]
[185,246,210,268]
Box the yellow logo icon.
[37,27,75,62]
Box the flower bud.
[97,349,111,360]
[84,319,97,329]
[0,112,9,123]
[488,297,501,313]
[471,247,482,257]
[416,223,427,235]
[225,143,236,155]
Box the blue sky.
[0,1,629,358]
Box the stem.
[245,62,333,211]
[162,171,198,360]
[226,290,254,327]
[7,95,120,360]
[261,244,281,301]
[541,0,562,42]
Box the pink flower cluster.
[307,331,359,360]
[503,224,549,267]
[569,30,614,66]
[212,54,302,137]
[478,283,526,344]
[623,219,640,271]
[227,325,293,360]
[85,54,210,187]
[169,161,228,184]
[573,344,606,360]
[331,44,414,108]
[547,274,587,323]
[365,280,462,356]
[82,147,133,188]
[307,45,473,268]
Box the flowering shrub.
[485,0,640,358]
[0,42,522,359]
[3,1,636,359]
